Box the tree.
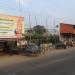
[33,25,47,34]
[49,35,59,44]
[33,25,47,44]
[25,25,48,44]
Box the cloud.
[16,0,32,7]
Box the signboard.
[0,14,24,39]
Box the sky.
[0,0,75,30]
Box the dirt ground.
[0,55,34,68]
[0,47,74,68]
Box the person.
[72,40,74,47]
[37,39,42,53]
[64,40,67,46]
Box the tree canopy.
[33,25,47,34]
[25,25,59,44]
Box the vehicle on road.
[21,43,41,56]
[55,42,66,49]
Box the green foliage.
[25,25,47,40]
[24,25,59,44]
[33,25,47,34]
[49,35,59,44]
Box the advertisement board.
[0,14,24,39]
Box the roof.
[60,23,75,34]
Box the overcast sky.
[0,0,75,29]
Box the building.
[0,14,25,53]
[60,23,75,41]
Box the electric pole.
[29,15,32,43]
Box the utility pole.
[35,16,37,25]
[17,0,22,41]
[29,15,32,43]
[53,17,56,33]
[34,16,38,44]
[53,17,56,44]
[46,16,48,43]
[19,0,22,16]
[46,16,48,31]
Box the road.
[0,48,75,75]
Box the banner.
[0,14,24,39]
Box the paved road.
[0,48,75,75]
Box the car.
[55,42,66,49]
[21,43,41,56]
